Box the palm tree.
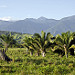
[53,31,75,58]
[24,36,35,56]
[33,31,53,57]
[24,31,53,57]
[0,34,16,61]
[0,34,16,51]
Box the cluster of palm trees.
[24,31,53,57]
[0,31,75,61]
[24,31,75,58]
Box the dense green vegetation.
[0,31,75,74]
[0,31,32,44]
[0,48,75,75]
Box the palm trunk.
[0,49,12,61]
[30,51,33,56]
[37,53,40,56]
[40,49,45,57]
[65,48,68,58]
[37,50,40,56]
[64,44,68,58]
[30,49,34,56]
[42,51,45,57]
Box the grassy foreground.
[0,48,75,75]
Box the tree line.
[0,31,75,61]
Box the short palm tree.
[53,31,75,58]
[24,31,53,57]
[0,34,16,61]
[24,36,35,56]
[0,34,16,52]
[33,31,53,57]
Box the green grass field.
[0,48,75,75]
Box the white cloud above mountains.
[0,17,12,21]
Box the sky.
[0,0,75,21]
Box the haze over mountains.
[0,15,75,35]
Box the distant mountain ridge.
[0,15,75,35]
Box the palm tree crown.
[53,31,75,58]
[0,34,16,52]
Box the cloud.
[0,5,7,8]
[0,17,12,21]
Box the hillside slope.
[0,15,75,35]
[46,15,75,35]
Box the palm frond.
[69,44,75,49]
[55,35,64,45]
[52,45,64,51]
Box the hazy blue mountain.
[0,20,13,30]
[0,15,75,35]
[0,17,57,34]
[46,15,75,35]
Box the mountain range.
[0,15,75,35]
